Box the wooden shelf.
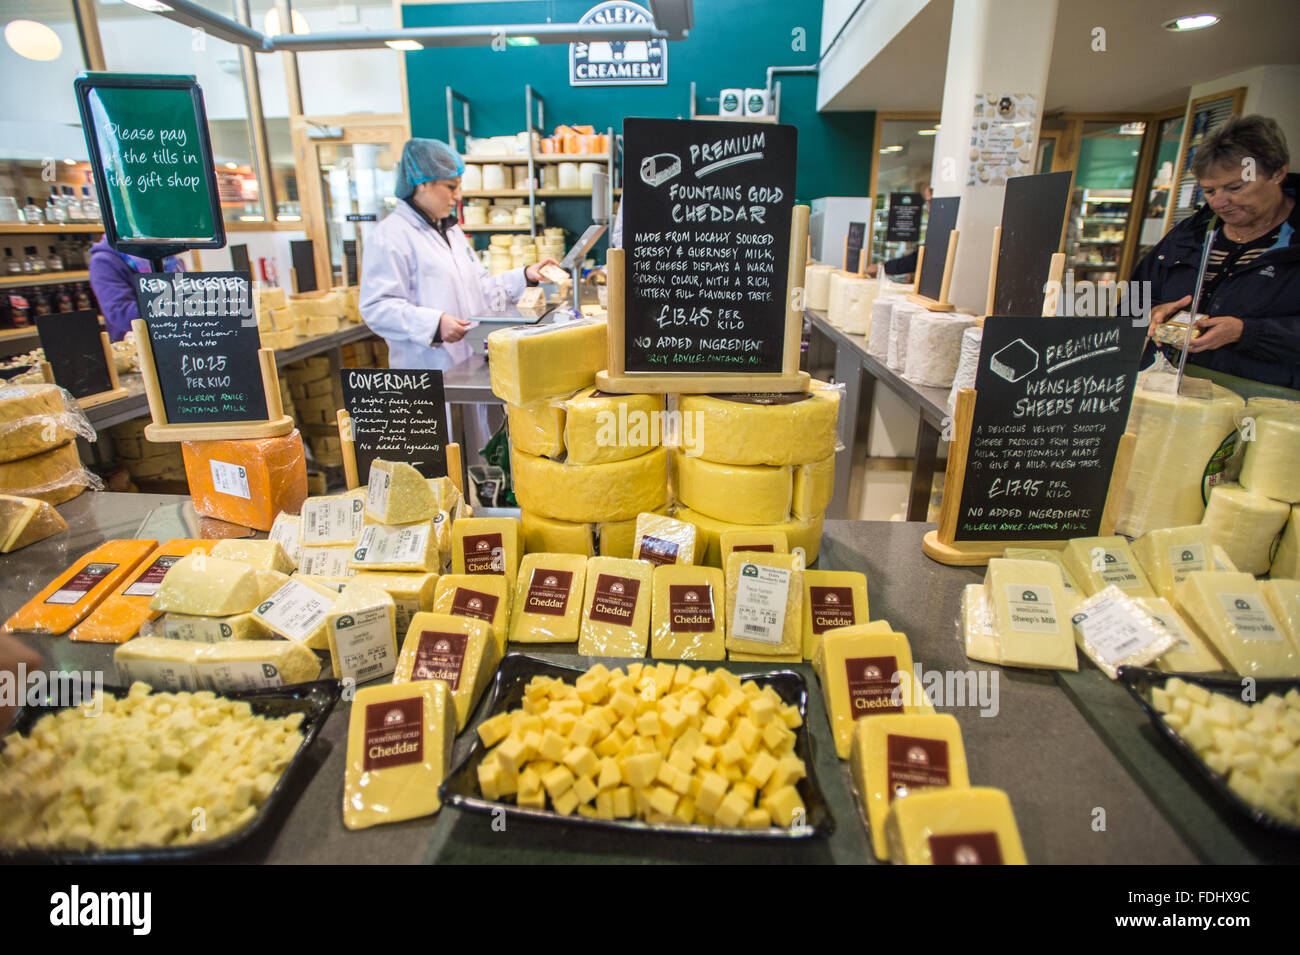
[537,189,595,197]
[0,222,103,234]
[463,190,530,198]
[0,270,90,288]
[531,153,609,163]
[0,326,39,342]
[461,223,532,232]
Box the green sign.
[75,73,224,258]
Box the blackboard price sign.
[844,221,866,272]
[341,368,448,482]
[914,195,960,306]
[991,171,1072,316]
[35,310,124,407]
[886,192,923,242]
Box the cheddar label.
[463,532,506,575]
[845,655,903,714]
[364,696,424,770]
[809,585,856,634]
[886,734,950,802]
[668,584,714,632]
[45,563,119,605]
[928,831,1003,865]
[450,587,499,624]
[637,535,679,567]
[412,631,468,689]
[588,573,640,625]
[524,569,573,616]
[122,554,185,597]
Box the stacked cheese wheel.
[0,382,100,506]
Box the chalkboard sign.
[845,221,866,271]
[916,196,959,302]
[953,316,1144,541]
[133,271,267,423]
[886,192,923,242]
[36,310,113,399]
[621,117,797,374]
[230,243,251,276]
[343,239,359,287]
[341,367,448,480]
[74,73,224,259]
[291,239,317,293]
[992,172,1072,316]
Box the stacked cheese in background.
[0,382,100,505]
[107,417,185,487]
[254,285,296,351]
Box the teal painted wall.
[401,1,873,256]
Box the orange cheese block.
[69,539,216,643]
[3,539,157,635]
[182,431,308,532]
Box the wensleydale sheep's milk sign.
[570,2,667,86]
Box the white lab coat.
[359,201,528,370]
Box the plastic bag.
[0,382,97,464]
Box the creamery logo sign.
[570,2,667,86]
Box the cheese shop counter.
[1,492,1214,864]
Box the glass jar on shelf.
[22,247,44,273]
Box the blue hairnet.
[395,138,465,198]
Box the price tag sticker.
[210,459,251,499]
[730,562,791,645]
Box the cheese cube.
[725,551,803,657]
[300,491,366,546]
[69,539,212,644]
[563,388,664,465]
[651,565,727,660]
[487,319,607,406]
[0,493,67,553]
[791,454,834,520]
[633,512,698,567]
[961,584,1000,665]
[326,580,398,685]
[813,626,919,759]
[506,396,568,458]
[1137,597,1225,673]
[1261,580,1300,656]
[1132,525,1218,602]
[451,517,523,586]
[718,530,789,568]
[343,680,455,829]
[365,459,439,525]
[674,450,793,526]
[578,557,653,657]
[1062,536,1155,598]
[983,558,1078,671]
[160,611,269,643]
[350,518,442,573]
[251,576,338,650]
[521,510,595,557]
[801,569,869,660]
[210,538,294,575]
[433,574,511,655]
[150,553,267,617]
[394,611,499,731]
[508,553,588,643]
[181,432,308,532]
[885,787,1027,865]
[1174,572,1300,677]
[352,572,437,636]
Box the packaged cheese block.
[0,493,67,553]
[961,584,1000,665]
[0,441,90,505]
[0,382,84,463]
[633,511,698,566]
[1061,537,1155,598]
[252,576,339,651]
[728,650,802,662]
[885,787,1027,865]
[578,557,654,657]
[1271,505,1300,579]
[343,679,455,829]
[300,491,366,546]
[511,446,669,524]
[451,516,522,586]
[1002,547,1080,596]
[1260,579,1300,655]
[432,574,511,655]
[521,510,595,556]
[326,580,398,685]
[813,626,921,758]
[210,538,294,575]
[487,319,607,406]
[394,612,499,730]
[983,558,1078,671]
[650,564,726,660]
[4,538,156,635]
[365,459,439,525]
[851,713,971,860]
[292,574,350,593]
[725,551,803,657]
[150,553,268,617]
[562,388,665,465]
[673,504,825,567]
[674,450,792,525]
[1136,597,1224,673]
[182,432,308,532]
[1174,572,1300,677]
[509,553,588,643]
[159,611,269,643]
[506,396,568,458]
[350,519,441,573]
[114,637,321,691]
[267,512,302,569]
[297,546,357,578]
[353,572,437,636]
[677,383,840,466]
[427,475,463,515]
[1068,586,1179,679]
[595,507,670,559]
[802,569,869,660]
[1239,411,1300,503]
[1131,525,1217,602]
[1202,484,1290,575]
[69,539,214,643]
[792,455,834,521]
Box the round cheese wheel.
[677,381,840,466]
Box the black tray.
[441,653,834,839]
[1118,666,1300,836]
[1,679,341,863]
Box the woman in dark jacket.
[1139,114,1299,389]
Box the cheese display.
[150,554,268,617]
[1238,410,1300,503]
[509,553,588,643]
[1001,548,1080,595]
[814,626,926,758]
[578,557,654,657]
[1261,580,1300,654]
[674,450,792,525]
[354,571,437,636]
[511,446,669,524]
[651,564,727,660]
[1174,572,1300,677]
[902,313,977,389]
[300,491,366,546]
[0,441,94,505]
[158,611,269,643]
[343,680,455,829]
[866,298,895,360]
[563,388,665,465]
[827,272,875,334]
[394,612,499,731]
[1201,484,1289,575]
[719,530,789,568]
[251,576,339,651]
[522,510,595,556]
[791,455,834,521]
[982,558,1078,670]
[1136,597,1224,673]
[597,516,640,560]
[69,539,212,643]
[4,539,155,636]
[946,325,983,418]
[296,546,357,578]
[433,574,511,655]
[114,638,321,691]
[725,552,803,657]
[507,396,568,458]
[181,431,308,532]
[673,505,825,567]
[961,584,1000,665]
[210,538,294,575]
[633,511,698,566]
[487,320,607,406]
[365,459,439,525]
[885,787,1028,865]
[1132,525,1217,602]
[268,512,303,568]
[886,304,919,373]
[451,516,523,585]
[325,580,398,685]
[0,382,90,463]
[804,263,834,310]
[350,518,442,573]
[850,713,971,860]
[0,493,67,553]
[1068,586,1179,679]
[802,569,869,660]
[1061,537,1155,598]
[1273,506,1300,579]
[677,385,839,467]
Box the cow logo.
[953,845,981,865]
[684,590,698,602]
[476,540,490,551]
[825,592,839,604]
[1022,590,1038,602]
[384,708,405,726]
[570,2,667,86]
[907,745,929,766]
[610,581,624,594]
[864,664,882,680]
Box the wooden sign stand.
[907,228,958,312]
[131,317,294,442]
[336,409,465,499]
[982,230,1066,321]
[922,388,1136,566]
[40,331,128,409]
[841,238,867,276]
[595,205,811,394]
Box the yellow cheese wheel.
[673,504,824,567]
[0,383,78,464]
[679,382,839,466]
[510,446,668,524]
[673,449,792,524]
[563,388,664,465]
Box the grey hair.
[1190,114,1290,180]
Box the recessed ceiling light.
[5,20,62,61]
[385,39,422,51]
[225,162,238,170]
[1163,14,1219,31]
[878,145,904,154]
[918,128,938,136]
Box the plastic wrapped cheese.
[1272,505,1300,579]
[673,504,824,567]
[508,552,587,643]
[394,612,499,731]
[673,450,792,525]
[946,325,983,418]
[1202,484,1289,575]
[251,576,339,651]
[578,557,653,657]
[521,510,594,556]
[1173,571,1300,677]
[802,569,869,660]
[813,625,924,759]
[350,518,442,573]
[960,584,1000,665]
[450,516,522,586]
[650,564,726,660]
[1061,537,1155,598]
[487,320,607,405]
[725,551,803,657]
[69,539,213,643]
[4,539,156,635]
[632,512,698,566]
[719,529,789,566]
[506,395,568,458]
[903,313,977,388]
[210,538,294,574]
[114,637,321,691]
[1067,586,1179,679]
[791,455,834,521]
[325,580,398,684]
[983,558,1078,670]
[866,299,894,360]
[158,611,269,643]
[886,303,923,372]
[1001,548,1081,596]
[562,388,664,465]
[352,571,436,636]
[0,493,67,553]
[1131,525,1217,602]
[677,382,840,467]
[182,431,308,532]
[1238,410,1300,503]
[150,553,267,616]
[885,787,1027,865]
[1260,580,1300,655]
[0,440,102,505]
[803,263,834,310]
[0,382,95,463]
[510,446,668,523]
[433,574,511,655]
[827,272,876,334]
[1136,597,1224,673]
[297,546,357,578]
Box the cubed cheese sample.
[961,584,1001,665]
[251,576,338,650]
[433,574,511,655]
[0,493,67,553]
[296,546,357,578]
[521,510,595,556]
[267,512,302,569]
[1132,525,1218,602]
[563,388,665,465]
[885,787,1027,865]
[1174,572,1300,677]
[394,611,500,731]
[851,713,971,860]
[633,512,698,566]
[451,516,522,586]
[487,319,607,406]
[792,455,835,521]
[719,530,789,567]
[1137,597,1224,673]
[69,539,213,643]
[343,680,455,829]
[983,558,1078,671]
[365,459,439,525]
[326,580,398,685]
[677,384,840,466]
[299,491,366,546]
[673,505,825,568]
[1002,547,1081,596]
[650,564,727,660]
[802,569,869,660]
[181,432,308,532]
[509,553,588,643]
[506,395,568,458]
[149,554,269,617]
[4,539,157,636]
[160,611,269,643]
[578,557,653,657]
[1062,536,1155,598]
[210,538,294,574]
[674,450,793,525]
[511,446,669,524]
[1261,580,1300,655]
[350,518,441,573]
[813,626,920,758]
[725,551,803,657]
[0,441,86,505]
[353,572,437,636]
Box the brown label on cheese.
[411,631,468,690]
[927,832,1004,865]
[734,544,776,553]
[715,393,812,406]
[669,584,715,633]
[462,533,505,575]
[637,535,679,567]
[122,555,185,598]
[588,574,640,625]
[523,569,573,616]
[44,562,119,605]
[845,655,903,715]
[886,734,950,802]
[450,587,499,624]
[810,586,857,634]
[363,696,424,770]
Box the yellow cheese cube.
[1174,572,1300,677]
[1132,525,1218,602]
[364,459,439,525]
[622,752,661,788]
[352,572,436,636]
[1062,536,1155,598]
[885,787,1027,865]
[477,711,512,748]
[633,512,698,566]
[983,558,1078,670]
[326,579,398,685]
[394,612,499,731]
[432,574,511,656]
[450,517,522,587]
[578,557,653,657]
[725,551,803,657]
[509,553,588,643]
[814,626,920,759]
[714,790,750,827]
[801,569,869,660]
[521,510,595,557]
[761,785,805,828]
[651,565,727,660]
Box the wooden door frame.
[869,111,940,265]
[1119,107,1186,278]
[1163,87,1249,235]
